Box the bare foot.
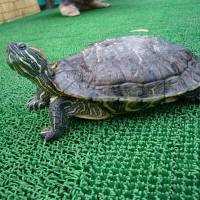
[90,0,110,8]
[59,4,80,17]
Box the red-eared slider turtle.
[59,0,110,16]
[6,36,200,142]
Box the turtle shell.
[54,36,200,102]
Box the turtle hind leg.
[183,88,200,101]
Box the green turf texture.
[0,0,200,199]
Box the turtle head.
[6,42,52,80]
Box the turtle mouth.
[6,43,31,77]
[6,44,19,71]
[7,42,18,55]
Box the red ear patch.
[30,47,46,59]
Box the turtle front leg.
[41,96,68,142]
[27,88,50,111]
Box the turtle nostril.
[18,43,27,50]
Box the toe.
[27,103,34,111]
[38,101,46,109]
[67,11,80,17]
[40,128,55,142]
[105,3,110,7]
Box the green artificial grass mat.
[0,0,200,199]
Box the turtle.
[59,0,110,17]
[6,36,200,142]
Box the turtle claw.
[27,96,46,111]
[40,128,56,142]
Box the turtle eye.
[18,43,27,50]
